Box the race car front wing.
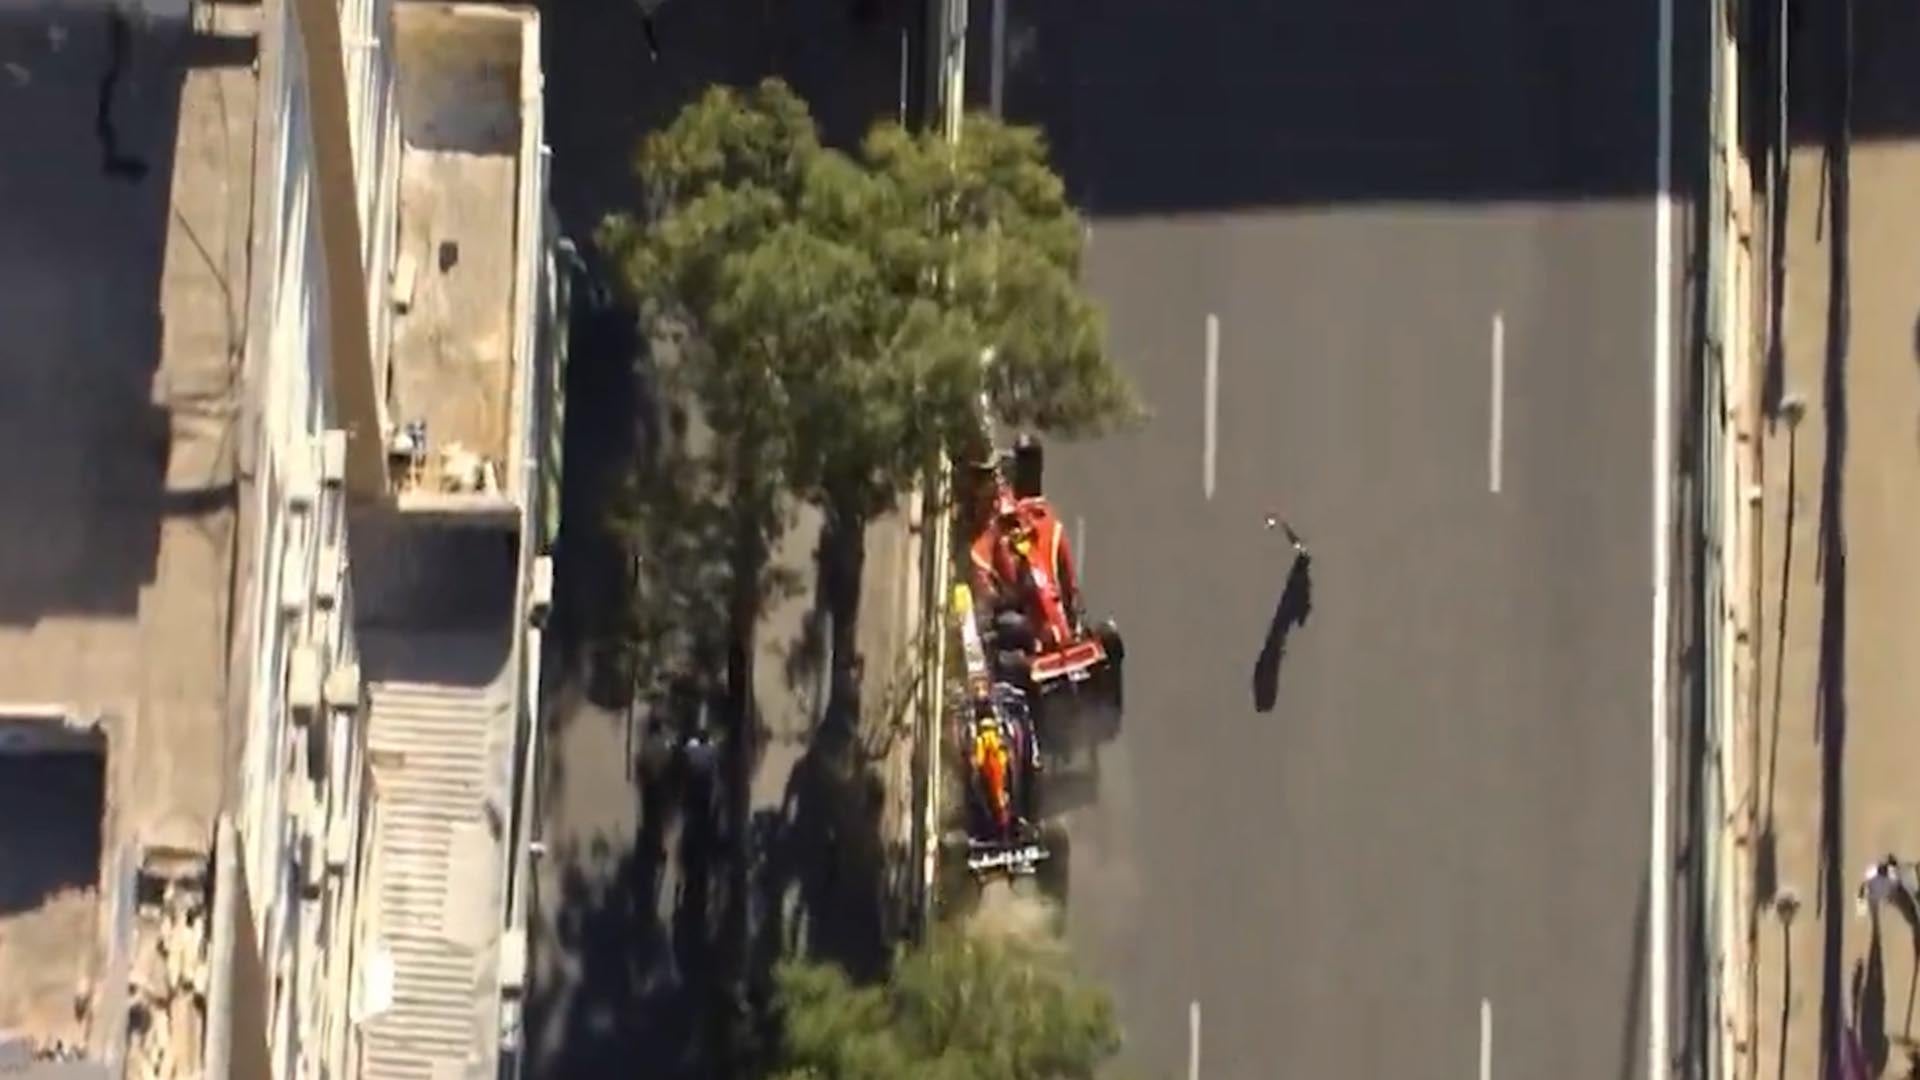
[965,838,1049,876]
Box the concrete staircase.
[360,680,509,1080]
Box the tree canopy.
[593,83,1139,1067]
[764,925,1123,1080]
[598,77,1140,526]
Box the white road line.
[1480,999,1493,1080]
[1489,312,1506,494]
[1649,0,1675,1069]
[1204,314,1220,500]
[1188,1000,1202,1080]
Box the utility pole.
[989,0,1005,117]
[913,0,969,947]
[938,0,967,142]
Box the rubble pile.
[124,855,209,1080]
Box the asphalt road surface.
[996,2,1697,1076]
[526,3,930,1074]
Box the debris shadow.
[1251,551,1314,714]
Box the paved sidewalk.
[1750,9,1920,1077]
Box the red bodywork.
[966,477,1109,687]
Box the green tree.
[596,79,1139,1056]
[598,75,1138,537]
[765,926,1123,1080]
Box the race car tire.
[1095,619,1126,724]
[1038,820,1072,908]
[1095,618,1126,665]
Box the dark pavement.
[992,1,1699,1075]
[526,2,931,1076]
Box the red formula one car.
[961,435,1124,744]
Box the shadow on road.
[1777,894,1803,1080]
[526,0,936,1073]
[1617,869,1649,1080]
[1757,410,1804,913]
[531,283,906,1080]
[1851,918,1889,1076]
[1251,551,1313,713]
[1810,2,1854,1075]
[993,0,1688,217]
[531,670,739,1076]
[541,0,927,247]
[752,511,905,985]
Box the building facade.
[219,0,559,1076]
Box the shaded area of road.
[976,0,1661,215]
[524,3,931,1076]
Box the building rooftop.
[0,0,253,1063]
[386,2,541,516]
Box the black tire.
[1095,621,1126,725]
[1096,619,1126,665]
[1038,820,1071,908]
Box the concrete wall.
[229,0,401,1074]
[343,0,402,427]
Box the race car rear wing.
[1030,637,1108,686]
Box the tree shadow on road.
[536,339,916,1077]
[527,0,935,1071]
[529,284,791,1077]
[1252,551,1314,713]
[1614,867,1650,1080]
[750,510,907,1003]
[530,830,676,1075]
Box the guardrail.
[1706,0,1763,1073]
[910,461,953,940]
[906,0,970,940]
